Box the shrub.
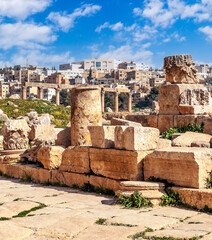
[206,170,212,189]
[118,190,152,208]
[161,123,204,140]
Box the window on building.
[96,62,101,68]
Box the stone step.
[0,149,26,156]
[119,181,165,191]
[116,189,165,206]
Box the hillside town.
[0,59,211,109]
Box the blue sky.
[0,0,211,68]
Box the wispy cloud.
[134,0,212,28]
[199,26,212,40]
[99,44,153,64]
[0,22,56,50]
[0,0,52,20]
[10,50,75,67]
[48,4,102,32]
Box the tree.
[135,87,159,109]
[87,68,92,84]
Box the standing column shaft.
[71,87,102,146]
[128,92,132,112]
[22,87,27,100]
[38,87,43,99]
[56,89,60,105]
[114,92,119,112]
[101,90,105,112]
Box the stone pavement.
[0,177,211,240]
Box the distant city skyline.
[0,0,211,68]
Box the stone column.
[22,87,27,100]
[128,92,132,112]
[71,87,102,146]
[114,91,119,112]
[56,88,60,105]
[38,87,43,100]
[101,89,105,112]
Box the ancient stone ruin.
[0,55,211,210]
[164,54,198,84]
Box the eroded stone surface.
[71,87,102,146]
[144,147,212,188]
[88,126,116,149]
[37,146,65,169]
[1,119,30,150]
[0,177,211,240]
[164,54,198,84]
[114,126,159,151]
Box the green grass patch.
[95,218,107,225]
[118,190,152,208]
[161,123,204,140]
[12,203,47,218]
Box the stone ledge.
[172,187,212,210]
[0,163,120,191]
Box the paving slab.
[0,176,212,240]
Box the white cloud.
[142,42,151,48]
[48,4,101,32]
[0,0,52,20]
[199,26,212,40]
[133,8,142,16]
[163,38,170,42]
[96,22,126,32]
[99,45,153,64]
[133,25,157,42]
[0,22,56,50]
[10,50,75,67]
[134,0,212,28]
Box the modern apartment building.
[84,59,114,73]
[118,61,136,70]
[0,83,10,98]
[45,73,69,84]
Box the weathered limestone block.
[89,175,121,191]
[0,113,8,121]
[126,115,158,128]
[28,124,56,143]
[26,111,38,120]
[158,115,174,133]
[55,127,71,147]
[172,187,212,210]
[37,114,51,125]
[1,120,30,150]
[159,84,207,115]
[59,146,90,173]
[173,115,195,128]
[115,126,159,151]
[111,118,142,126]
[90,148,153,180]
[164,54,198,84]
[37,146,65,169]
[178,105,212,115]
[196,115,209,126]
[88,126,115,149]
[157,139,171,149]
[54,171,89,187]
[204,117,212,135]
[180,88,211,105]
[191,141,210,148]
[172,132,212,147]
[144,147,212,188]
[71,87,102,146]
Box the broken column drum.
[71,87,102,146]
